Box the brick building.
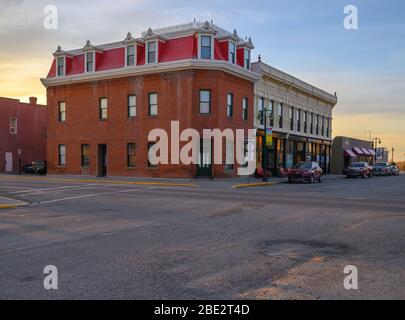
[0,97,47,173]
[41,22,259,178]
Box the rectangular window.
[229,42,236,64]
[81,144,90,166]
[310,113,313,134]
[326,118,330,137]
[316,114,319,135]
[58,144,66,166]
[225,139,234,171]
[297,109,301,132]
[99,97,108,120]
[148,93,158,116]
[126,45,135,66]
[147,41,156,63]
[86,52,94,72]
[57,57,64,76]
[289,106,294,130]
[321,116,325,136]
[278,103,283,129]
[258,98,264,125]
[127,143,136,167]
[128,95,136,117]
[304,111,307,133]
[58,101,66,122]
[201,36,212,59]
[242,97,248,120]
[9,117,17,134]
[199,90,211,114]
[147,142,157,167]
[244,48,250,69]
[269,100,274,127]
[227,93,233,118]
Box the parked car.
[373,162,393,176]
[288,161,323,184]
[22,164,35,174]
[346,162,373,178]
[32,160,47,175]
[391,165,400,176]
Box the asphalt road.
[0,174,405,299]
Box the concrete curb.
[232,181,280,189]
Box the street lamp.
[259,107,273,182]
[371,137,381,162]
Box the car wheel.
[288,177,292,184]
[362,173,366,179]
[318,175,323,183]
[309,175,314,184]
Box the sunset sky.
[1,0,404,160]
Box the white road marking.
[17,185,105,196]
[5,184,101,195]
[345,197,367,200]
[39,187,159,204]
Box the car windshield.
[294,162,312,170]
[350,163,364,168]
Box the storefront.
[257,130,332,176]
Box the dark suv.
[346,162,372,178]
[32,160,47,175]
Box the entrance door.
[5,152,13,173]
[196,139,212,178]
[97,144,107,177]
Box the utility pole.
[372,137,382,162]
[391,147,395,164]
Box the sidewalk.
[0,196,27,209]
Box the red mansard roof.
[45,21,255,81]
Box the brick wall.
[47,69,254,178]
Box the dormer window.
[86,52,94,72]
[57,57,65,76]
[126,45,135,66]
[244,48,251,69]
[200,35,212,59]
[147,41,157,64]
[229,42,236,64]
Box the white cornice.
[41,59,260,88]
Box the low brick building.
[41,22,259,178]
[0,97,47,173]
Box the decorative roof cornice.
[53,46,74,58]
[83,40,104,53]
[122,32,145,46]
[237,37,254,49]
[143,28,167,42]
[217,28,240,42]
[195,21,218,35]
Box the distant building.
[252,61,337,175]
[331,136,376,175]
[0,97,47,173]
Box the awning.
[345,149,357,158]
[368,149,376,156]
[361,148,371,155]
[352,147,364,155]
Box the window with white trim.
[242,97,248,120]
[227,93,233,118]
[199,90,211,114]
[128,95,136,117]
[258,97,264,125]
[244,48,250,69]
[229,42,236,64]
[58,101,66,122]
[201,35,212,59]
[58,144,66,166]
[126,45,135,66]
[225,139,234,171]
[147,41,157,64]
[86,52,94,72]
[10,117,17,134]
[99,97,108,120]
[148,93,158,116]
[57,57,65,76]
